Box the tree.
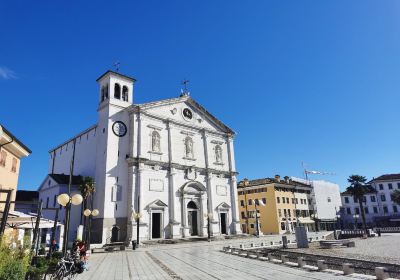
[391,189,400,205]
[346,175,375,234]
[78,176,96,240]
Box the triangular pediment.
[145,199,168,210]
[216,202,231,209]
[136,96,235,135]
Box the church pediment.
[136,96,235,135]
[216,202,231,210]
[145,199,168,210]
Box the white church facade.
[39,70,241,244]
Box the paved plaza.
[77,233,384,280]
[287,233,400,264]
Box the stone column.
[202,130,215,235]
[227,136,241,234]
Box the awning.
[2,211,62,229]
[297,218,315,224]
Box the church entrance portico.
[180,181,207,237]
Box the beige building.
[0,125,31,211]
[237,175,316,235]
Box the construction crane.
[302,162,336,181]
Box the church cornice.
[125,156,238,177]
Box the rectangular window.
[394,206,398,213]
[111,185,122,202]
[295,198,298,204]
[286,197,289,203]
[287,209,291,217]
[362,196,366,203]
[327,197,332,203]
[389,183,393,190]
[248,199,253,205]
[379,184,384,190]
[292,198,295,204]
[381,194,386,202]
[370,196,376,202]
[282,197,286,204]
[46,197,49,208]
[283,209,287,217]
[344,197,349,204]
[355,207,360,214]
[241,211,245,219]
[397,183,400,189]
[346,208,351,214]
[277,197,280,203]
[278,209,282,217]
[11,158,17,172]
[240,200,244,207]
[364,207,369,214]
[0,151,7,167]
[250,224,255,229]
[383,206,388,213]
[373,207,378,214]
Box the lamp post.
[336,213,342,230]
[132,212,142,248]
[353,214,359,229]
[57,193,83,255]
[204,212,213,241]
[311,213,319,232]
[83,208,99,250]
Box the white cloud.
[0,66,17,80]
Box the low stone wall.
[222,241,400,279]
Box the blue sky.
[1,1,400,191]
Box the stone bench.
[320,240,355,249]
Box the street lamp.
[353,214,359,229]
[83,208,99,250]
[336,213,342,230]
[311,212,319,232]
[132,211,142,249]
[204,212,213,241]
[57,193,83,254]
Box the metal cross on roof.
[182,79,189,91]
[114,61,121,72]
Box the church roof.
[96,70,136,82]
[49,174,83,185]
[136,95,235,135]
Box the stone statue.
[216,145,222,163]
[152,131,160,152]
[185,137,193,158]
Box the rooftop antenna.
[114,61,121,72]
[302,162,335,181]
[180,79,190,96]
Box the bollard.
[281,255,288,263]
[317,260,327,271]
[342,263,354,275]
[268,253,274,261]
[297,257,305,268]
[375,267,389,280]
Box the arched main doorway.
[187,201,199,236]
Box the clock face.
[112,121,127,137]
[183,108,193,120]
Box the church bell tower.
[96,70,136,108]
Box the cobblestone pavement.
[77,232,380,280]
[286,233,400,264]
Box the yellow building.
[0,125,31,212]
[237,175,315,235]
